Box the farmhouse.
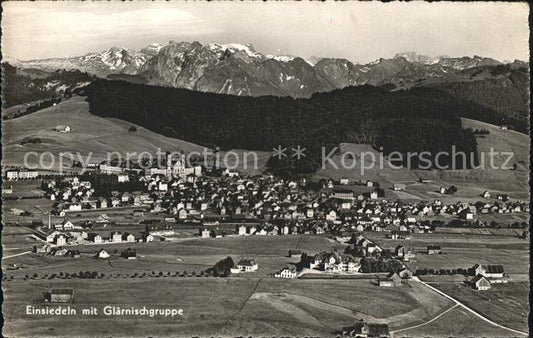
[288,249,303,258]
[117,174,129,182]
[111,232,123,243]
[2,184,13,194]
[46,288,74,303]
[120,248,137,260]
[231,258,258,273]
[342,319,390,337]
[200,228,211,238]
[393,183,406,191]
[427,245,442,255]
[46,231,61,243]
[461,210,474,220]
[55,220,75,230]
[471,274,491,291]
[87,233,103,244]
[95,249,110,259]
[53,125,71,132]
[274,266,297,278]
[121,233,136,242]
[378,272,402,287]
[473,264,504,279]
[395,245,416,262]
[143,233,154,242]
[54,234,68,246]
[49,247,68,257]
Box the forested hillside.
[429,64,529,133]
[2,63,93,107]
[84,79,507,175]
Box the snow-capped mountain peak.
[266,55,296,63]
[208,43,263,59]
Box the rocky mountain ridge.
[10,41,526,98]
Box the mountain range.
[8,41,527,98]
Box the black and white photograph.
[1,1,530,337]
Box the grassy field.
[3,235,346,278]
[2,96,204,168]
[1,234,457,337]
[2,276,453,337]
[314,118,529,201]
[2,96,269,174]
[397,306,523,338]
[2,229,528,337]
[430,282,529,332]
[366,231,529,279]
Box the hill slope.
[316,117,529,200]
[2,96,205,170]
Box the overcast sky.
[2,2,529,63]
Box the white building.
[231,258,258,273]
[53,125,71,132]
[6,169,39,180]
[274,266,297,278]
[117,174,129,182]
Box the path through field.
[411,277,528,336]
[3,251,32,259]
[390,304,459,335]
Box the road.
[3,251,32,259]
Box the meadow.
[397,306,523,338]
[366,231,529,279]
[431,282,529,332]
[315,118,529,202]
[2,276,453,337]
[2,96,269,175]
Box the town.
[2,149,529,337]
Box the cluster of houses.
[43,177,153,215]
[308,251,361,273]
[46,247,80,258]
[43,219,140,246]
[39,155,528,239]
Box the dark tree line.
[79,172,144,197]
[206,256,235,277]
[84,79,508,176]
